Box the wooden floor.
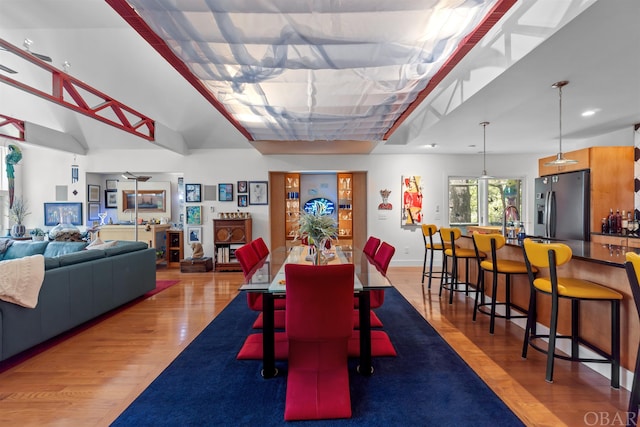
[0,266,631,426]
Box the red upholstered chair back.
[373,241,395,274]
[250,237,269,259]
[235,244,260,278]
[363,236,381,258]
[285,264,355,340]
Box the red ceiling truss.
[0,38,155,141]
[0,114,25,142]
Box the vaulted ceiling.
[0,0,638,156]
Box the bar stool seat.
[421,224,449,289]
[472,233,533,334]
[522,238,621,388]
[439,227,485,304]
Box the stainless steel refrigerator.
[534,170,590,241]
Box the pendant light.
[479,121,493,179]
[544,81,578,166]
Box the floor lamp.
[121,172,151,241]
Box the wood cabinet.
[166,229,184,268]
[99,224,170,263]
[285,173,300,241]
[269,171,367,252]
[213,218,252,271]
[337,173,353,239]
[539,146,634,235]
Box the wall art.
[401,175,422,225]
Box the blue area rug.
[112,288,524,426]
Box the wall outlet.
[404,246,409,254]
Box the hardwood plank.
[0,266,630,426]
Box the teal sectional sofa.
[0,239,156,362]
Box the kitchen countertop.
[464,235,640,268]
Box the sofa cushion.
[57,249,106,266]
[103,241,148,256]
[3,241,49,260]
[44,241,88,257]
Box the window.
[449,176,524,230]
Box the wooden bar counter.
[456,235,639,372]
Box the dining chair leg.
[628,343,640,417]
[439,256,448,297]
[449,257,457,304]
[421,248,428,285]
[612,299,621,389]
[473,269,484,321]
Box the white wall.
[16,144,540,266]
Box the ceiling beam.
[0,38,155,142]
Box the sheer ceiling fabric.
[125,0,498,142]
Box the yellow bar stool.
[439,227,485,305]
[421,224,447,289]
[472,233,534,334]
[522,238,621,387]
[624,252,640,418]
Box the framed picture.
[88,203,100,221]
[88,184,100,202]
[249,181,268,205]
[185,183,201,202]
[219,183,233,201]
[187,226,202,244]
[105,190,117,208]
[122,189,166,212]
[238,194,248,207]
[106,179,118,190]
[237,180,248,193]
[186,205,202,225]
[44,202,83,226]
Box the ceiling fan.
[0,39,53,74]
[0,38,52,75]
[22,38,52,62]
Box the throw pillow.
[86,240,118,250]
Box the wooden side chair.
[522,238,621,387]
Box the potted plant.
[30,227,46,241]
[8,197,30,237]
[297,201,338,264]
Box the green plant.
[30,227,45,236]
[8,197,30,224]
[297,203,338,246]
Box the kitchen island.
[456,235,639,376]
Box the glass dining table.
[240,244,393,379]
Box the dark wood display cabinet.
[166,229,184,268]
[213,218,252,272]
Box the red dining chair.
[368,241,395,309]
[363,236,381,259]
[284,263,355,421]
[250,237,269,259]
[236,243,286,328]
[373,241,395,274]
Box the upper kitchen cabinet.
[539,146,634,234]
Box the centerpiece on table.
[297,201,338,265]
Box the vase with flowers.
[8,197,30,238]
[297,201,338,265]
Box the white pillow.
[86,239,118,250]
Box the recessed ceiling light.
[581,109,597,117]
[423,143,437,148]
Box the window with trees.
[449,177,524,230]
